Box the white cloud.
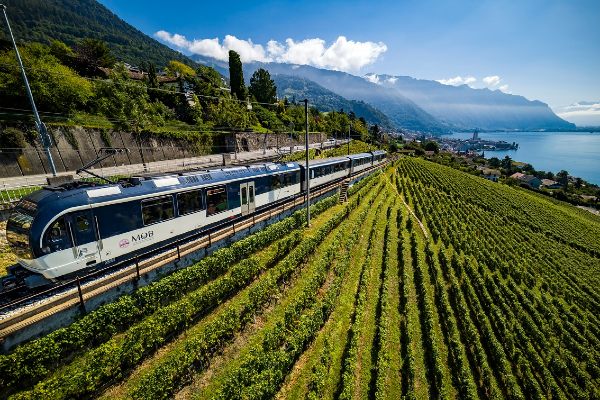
[555,101,600,125]
[364,73,380,84]
[498,84,510,93]
[436,76,477,87]
[386,76,398,84]
[482,75,501,87]
[155,31,387,72]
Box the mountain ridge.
[0,0,195,68]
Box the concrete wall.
[0,125,331,178]
[225,132,328,153]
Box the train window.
[271,174,282,190]
[177,190,203,216]
[76,215,91,232]
[142,196,174,226]
[42,218,72,253]
[241,186,247,205]
[206,186,228,216]
[288,171,300,186]
[249,185,255,203]
[96,201,143,238]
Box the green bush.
[0,127,27,149]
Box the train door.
[239,181,256,216]
[248,182,256,213]
[68,210,102,268]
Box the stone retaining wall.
[0,125,330,178]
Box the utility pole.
[1,4,57,176]
[304,99,310,227]
[347,121,351,155]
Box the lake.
[442,131,600,185]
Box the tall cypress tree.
[228,50,246,100]
[249,68,277,104]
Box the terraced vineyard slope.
[1,159,599,400]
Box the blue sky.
[99,0,599,116]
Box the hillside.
[369,73,576,131]
[272,74,395,130]
[1,160,598,399]
[0,0,195,68]
[243,62,448,134]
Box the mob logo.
[131,230,154,243]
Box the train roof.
[372,150,387,155]
[346,152,373,159]
[21,161,301,213]
[297,156,351,168]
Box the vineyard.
[1,158,599,399]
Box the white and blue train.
[4,150,386,288]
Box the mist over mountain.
[553,101,600,127]
[366,74,575,131]
[193,53,575,133]
[271,75,394,130]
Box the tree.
[228,50,246,100]
[249,68,277,104]
[74,38,115,76]
[93,63,168,132]
[49,40,75,67]
[0,43,92,113]
[501,155,513,173]
[368,124,381,144]
[557,170,569,189]
[147,63,158,88]
[488,157,501,168]
[424,141,440,153]
[165,60,196,78]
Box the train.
[3,150,386,290]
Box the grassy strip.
[445,252,504,399]
[337,200,386,400]
[205,195,374,400]
[410,233,447,398]
[374,205,400,400]
[431,248,478,400]
[275,187,387,400]
[398,209,415,399]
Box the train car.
[299,157,351,191]
[4,150,387,290]
[5,162,301,286]
[371,150,387,165]
[348,153,373,174]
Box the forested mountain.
[272,75,394,130]
[0,0,194,68]
[368,74,575,131]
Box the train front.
[4,190,56,288]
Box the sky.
[99,0,600,123]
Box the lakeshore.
[442,131,600,185]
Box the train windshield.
[6,201,37,260]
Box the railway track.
[0,163,385,343]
